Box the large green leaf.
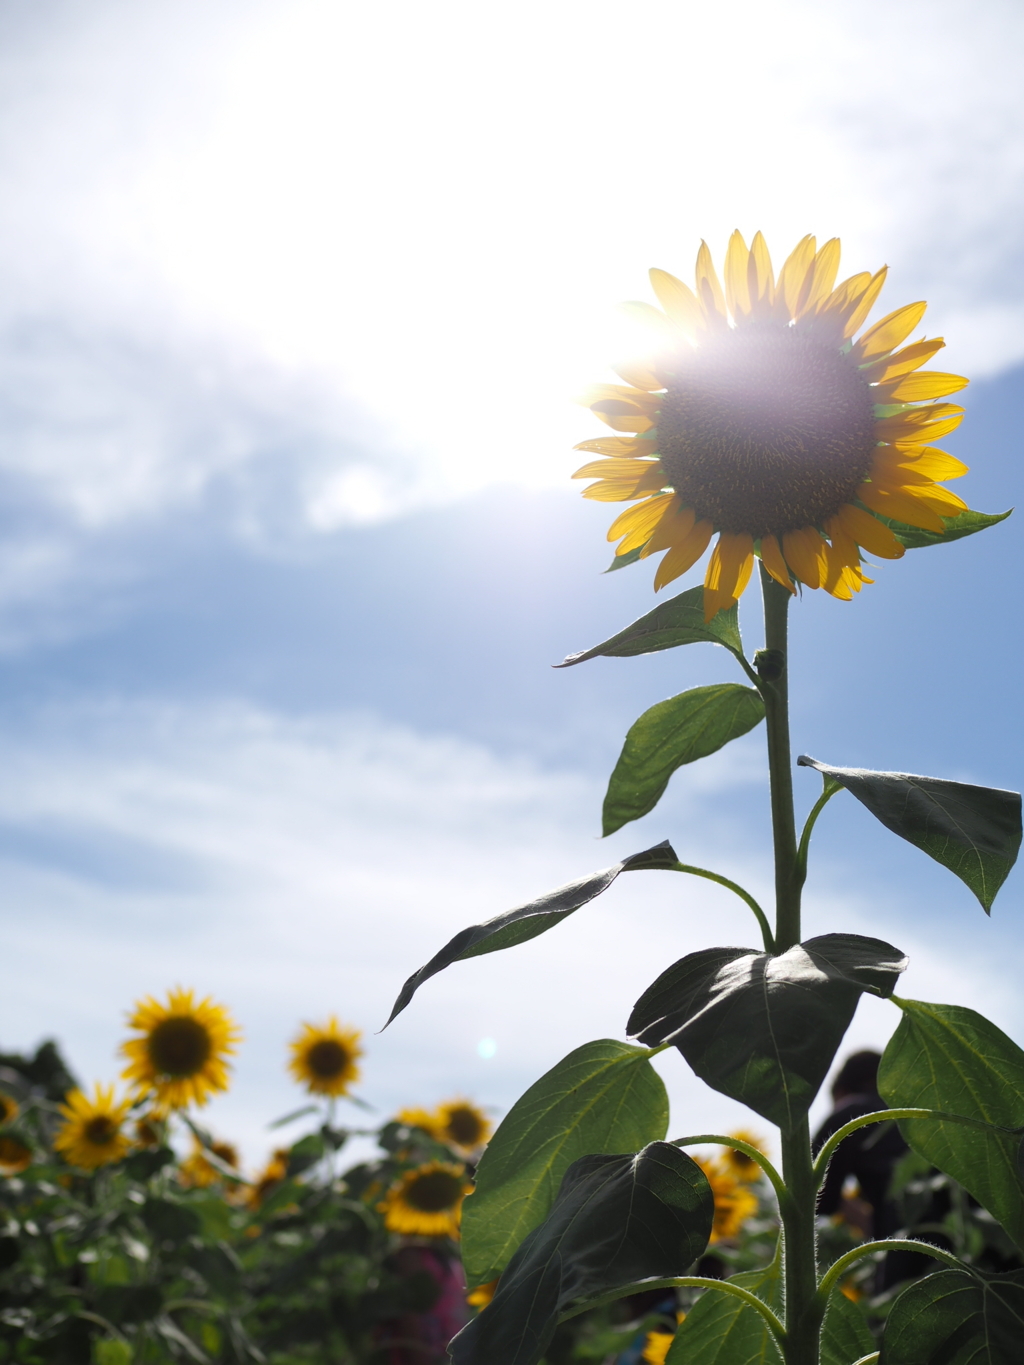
[821,1287,876,1365]
[666,1255,783,1364]
[384,841,678,1026]
[557,586,743,668]
[461,1039,668,1287]
[798,756,1022,913]
[878,506,1011,550]
[628,934,907,1131]
[604,685,765,835]
[450,1143,712,1365]
[878,998,1024,1250]
[880,1266,1024,1364]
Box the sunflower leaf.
[628,934,907,1132]
[604,685,764,836]
[461,1039,669,1288]
[449,1143,713,1365]
[557,586,744,668]
[878,998,1024,1251]
[881,1265,1024,1364]
[604,544,646,572]
[878,506,1012,549]
[666,1254,783,1364]
[383,841,678,1027]
[798,756,1022,913]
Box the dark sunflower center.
[656,324,876,539]
[0,1137,30,1165]
[148,1016,212,1077]
[212,1143,238,1167]
[405,1171,464,1213]
[0,1096,13,1124]
[306,1039,348,1079]
[84,1116,117,1146]
[444,1108,485,1147]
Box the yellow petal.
[613,360,666,391]
[694,240,727,323]
[782,527,828,588]
[653,519,714,590]
[776,235,816,319]
[842,268,888,338]
[703,532,754,621]
[578,461,668,502]
[857,484,946,533]
[853,301,928,362]
[874,406,964,445]
[873,371,969,403]
[578,383,660,411]
[617,300,680,342]
[823,545,854,600]
[860,337,945,382]
[725,230,752,319]
[607,492,676,551]
[806,271,871,337]
[573,457,663,481]
[796,238,841,317]
[759,534,795,592]
[834,504,905,559]
[641,498,696,555]
[748,231,776,316]
[574,436,654,456]
[649,269,703,336]
[900,482,967,516]
[824,514,861,569]
[887,446,968,481]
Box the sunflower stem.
[759,564,821,1365]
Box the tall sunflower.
[575,232,969,620]
[0,1091,18,1127]
[288,1017,363,1098]
[121,987,240,1111]
[54,1084,132,1171]
[379,1160,471,1239]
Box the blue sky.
[1,0,1022,1167]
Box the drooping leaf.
[450,1143,713,1365]
[798,756,1021,913]
[880,1265,1024,1364]
[461,1039,669,1287]
[666,1253,782,1364]
[604,685,765,835]
[628,934,907,1131]
[820,1285,876,1365]
[557,587,744,668]
[878,506,1012,550]
[878,998,1024,1251]
[604,544,646,572]
[384,841,678,1026]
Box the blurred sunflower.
[134,1115,163,1148]
[54,1084,132,1171]
[379,1160,471,1238]
[433,1099,492,1154]
[0,1091,18,1127]
[697,1157,760,1244]
[249,1149,291,1210]
[720,1129,768,1183]
[0,1136,32,1175]
[180,1137,240,1188]
[575,232,970,619]
[465,1278,498,1309]
[288,1017,363,1098]
[121,987,240,1111]
[395,1106,438,1136]
[642,1330,675,1365]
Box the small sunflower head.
[434,1099,492,1154]
[54,1083,132,1172]
[249,1149,291,1210]
[576,231,972,620]
[288,1017,363,1098]
[0,1092,19,1127]
[0,1135,32,1175]
[719,1130,768,1183]
[179,1137,239,1188]
[120,987,240,1111]
[696,1157,760,1244]
[379,1160,471,1239]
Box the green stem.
[669,1134,789,1208]
[558,1275,786,1341]
[813,1108,1024,1183]
[795,779,841,886]
[815,1239,965,1305]
[670,862,774,952]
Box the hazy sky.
[1,0,1022,1165]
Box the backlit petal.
[653,519,714,590]
[725,230,752,319]
[782,527,828,588]
[614,360,666,391]
[776,235,816,319]
[873,371,969,403]
[641,498,696,555]
[853,301,928,362]
[857,484,945,533]
[703,532,754,621]
[748,231,776,316]
[574,436,655,456]
[842,268,888,338]
[861,337,945,382]
[607,492,676,550]
[834,504,905,559]
[796,238,841,317]
[695,240,727,323]
[759,534,795,592]
[649,269,704,336]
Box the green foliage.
[879,506,1012,550]
[667,1256,783,1364]
[451,1144,713,1365]
[879,999,1024,1250]
[557,586,744,667]
[798,757,1022,912]
[628,935,907,1131]
[461,1040,669,1287]
[384,842,678,1025]
[879,1266,1024,1363]
[603,684,765,835]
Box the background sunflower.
[120,987,240,1111]
[287,1017,363,1098]
[379,1160,471,1239]
[53,1082,132,1171]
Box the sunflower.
[288,1017,363,1098]
[0,1136,32,1175]
[379,1160,472,1239]
[395,1106,439,1136]
[434,1099,492,1154]
[54,1084,132,1171]
[120,987,240,1111]
[575,232,970,620]
[642,1330,676,1365]
[134,1115,163,1148]
[0,1092,18,1127]
[719,1129,768,1183]
[179,1137,240,1188]
[249,1148,291,1210]
[697,1157,760,1244]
